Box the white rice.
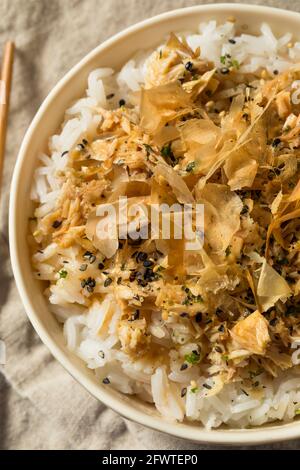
[31,20,300,429]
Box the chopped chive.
[52,220,62,229]
[184,351,200,364]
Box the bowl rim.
[9,2,300,446]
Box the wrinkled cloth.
[1,0,300,450]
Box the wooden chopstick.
[0,41,14,198]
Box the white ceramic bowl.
[9,3,300,445]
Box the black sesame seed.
[81,279,87,288]
[181,387,187,398]
[106,93,115,99]
[144,268,155,281]
[61,150,69,157]
[137,278,147,287]
[215,346,222,353]
[98,350,105,359]
[220,67,230,74]
[241,205,249,215]
[89,255,96,264]
[274,167,281,176]
[195,312,202,323]
[218,324,225,332]
[143,260,154,268]
[129,271,137,282]
[136,252,147,263]
[79,264,88,272]
[269,318,278,327]
[52,220,62,229]
[272,138,281,147]
[273,69,279,75]
[102,377,110,384]
[83,251,93,259]
[87,277,96,287]
[228,38,236,44]
[82,138,88,145]
[104,277,112,287]
[119,99,126,107]
[117,277,122,285]
[185,61,193,71]
[98,262,105,270]
[180,363,188,371]
[203,383,212,390]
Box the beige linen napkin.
[1,0,300,450]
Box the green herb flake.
[182,292,202,306]
[295,409,300,415]
[231,59,240,69]
[59,269,68,279]
[161,143,171,158]
[184,351,200,364]
[220,55,240,70]
[190,387,199,394]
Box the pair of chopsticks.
[0,41,14,199]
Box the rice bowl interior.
[10,5,300,444]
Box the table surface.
[1,0,300,450]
